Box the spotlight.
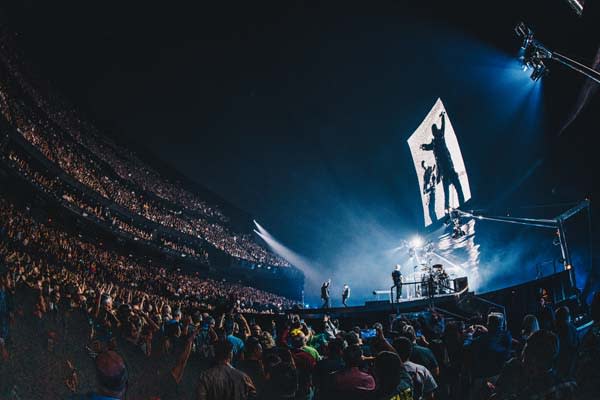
[410,236,423,248]
[515,22,552,81]
[515,22,600,84]
[515,22,534,48]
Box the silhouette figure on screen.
[421,160,436,195]
[421,160,437,223]
[420,111,465,210]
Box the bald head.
[95,351,128,397]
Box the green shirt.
[302,345,320,361]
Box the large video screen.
[407,98,471,226]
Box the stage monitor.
[407,98,471,226]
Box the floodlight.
[515,22,600,83]
[410,236,423,248]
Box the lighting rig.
[515,22,600,83]
[450,200,590,285]
[444,209,466,239]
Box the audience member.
[373,351,414,400]
[332,344,376,398]
[195,340,257,400]
[554,306,578,380]
[69,350,128,400]
[394,336,437,400]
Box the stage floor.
[292,291,466,320]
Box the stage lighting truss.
[515,22,600,83]
[454,200,590,274]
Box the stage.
[291,290,471,328]
[288,270,581,333]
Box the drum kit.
[418,263,451,298]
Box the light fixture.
[515,22,600,83]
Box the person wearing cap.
[69,350,128,400]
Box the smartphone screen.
[361,329,377,339]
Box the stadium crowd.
[0,185,596,400]
[0,196,293,315]
[0,30,291,268]
[4,149,209,261]
[0,27,598,400]
[1,216,599,400]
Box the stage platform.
[290,291,470,324]
[286,270,580,333]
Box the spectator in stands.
[259,330,276,350]
[237,336,266,397]
[468,312,511,380]
[262,351,299,400]
[521,314,540,341]
[401,324,440,377]
[0,266,13,360]
[576,292,600,398]
[314,337,345,397]
[373,351,415,400]
[222,315,245,362]
[195,340,257,400]
[289,331,317,399]
[441,321,464,399]
[69,350,128,400]
[393,336,437,400]
[554,306,578,380]
[331,344,375,399]
[515,314,540,355]
[521,330,577,399]
[537,294,556,331]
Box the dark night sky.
[1,0,598,299]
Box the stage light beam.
[410,236,423,249]
[253,220,320,284]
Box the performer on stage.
[427,273,436,299]
[321,279,331,309]
[392,265,403,303]
[342,284,350,307]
